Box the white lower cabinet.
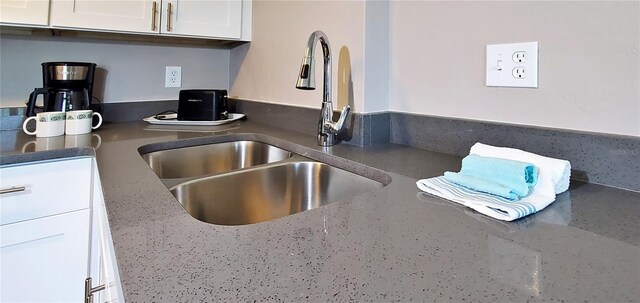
[0,209,90,302]
[0,157,123,303]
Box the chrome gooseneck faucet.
[296,30,351,146]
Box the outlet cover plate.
[486,42,538,88]
[165,66,182,88]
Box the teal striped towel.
[417,176,555,221]
[443,172,522,200]
[443,154,538,200]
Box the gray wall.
[229,1,640,137]
[229,0,368,112]
[4,1,639,137]
[0,34,230,107]
[389,1,640,137]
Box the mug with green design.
[65,110,102,135]
[22,111,65,137]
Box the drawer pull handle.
[0,186,26,195]
[84,277,106,303]
[151,1,158,31]
[166,2,172,32]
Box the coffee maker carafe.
[26,62,97,117]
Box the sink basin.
[141,141,292,179]
[140,136,391,225]
[170,161,385,225]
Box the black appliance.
[177,89,228,121]
[26,62,97,117]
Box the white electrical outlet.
[512,67,527,79]
[512,51,528,63]
[486,42,538,88]
[165,66,182,88]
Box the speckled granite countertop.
[1,120,638,302]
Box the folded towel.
[444,171,521,200]
[448,154,538,198]
[417,176,549,221]
[469,143,570,194]
[417,143,571,221]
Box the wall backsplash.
[0,34,230,107]
[388,112,640,192]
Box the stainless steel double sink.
[140,139,390,225]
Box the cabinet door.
[50,0,159,34]
[0,209,90,302]
[0,0,49,26]
[161,0,242,39]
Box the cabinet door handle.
[151,2,158,31]
[84,277,105,303]
[166,2,172,32]
[0,186,26,195]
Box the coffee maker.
[26,62,97,117]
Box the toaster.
[177,89,228,121]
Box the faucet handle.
[332,105,351,133]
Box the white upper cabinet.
[161,0,242,39]
[0,0,50,26]
[50,0,159,34]
[47,0,247,39]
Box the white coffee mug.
[65,110,102,135]
[64,133,102,149]
[22,111,66,137]
[21,136,66,152]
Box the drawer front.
[0,158,92,225]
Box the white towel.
[417,177,545,221]
[470,143,571,194]
[417,143,571,221]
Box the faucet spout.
[296,30,351,146]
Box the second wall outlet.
[486,42,538,88]
[512,67,527,79]
[165,66,182,88]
